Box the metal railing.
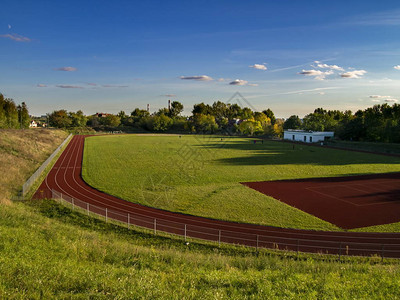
[51,189,400,260]
[22,134,73,196]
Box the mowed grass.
[82,135,400,231]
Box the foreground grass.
[2,129,400,298]
[2,200,400,299]
[82,135,400,231]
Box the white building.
[283,130,334,143]
[29,120,37,128]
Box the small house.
[283,129,334,143]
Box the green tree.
[191,114,218,133]
[19,102,30,128]
[283,115,302,130]
[49,110,72,128]
[148,114,173,132]
[170,101,184,118]
[102,114,121,127]
[262,108,276,125]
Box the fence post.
[381,244,385,262]
[218,230,221,246]
[256,234,259,251]
[297,239,300,255]
[184,224,187,242]
[339,242,342,260]
[154,219,157,235]
[105,208,108,223]
[128,213,130,229]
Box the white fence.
[22,134,73,196]
[51,189,400,260]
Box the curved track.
[34,135,400,258]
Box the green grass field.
[2,130,400,298]
[82,134,400,231]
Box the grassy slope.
[1,129,400,298]
[0,129,68,201]
[82,135,400,231]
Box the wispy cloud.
[385,98,398,103]
[248,83,259,86]
[180,75,213,81]
[369,95,390,98]
[56,85,84,89]
[394,65,400,70]
[102,84,128,88]
[348,9,400,26]
[340,70,367,78]
[36,84,47,87]
[162,94,176,97]
[86,82,97,86]
[249,64,267,70]
[0,33,31,42]
[54,67,77,72]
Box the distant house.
[29,120,37,128]
[283,129,334,143]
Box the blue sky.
[1,0,400,117]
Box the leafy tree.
[238,118,263,135]
[69,110,88,127]
[148,114,173,131]
[131,108,150,123]
[49,110,72,128]
[19,102,30,128]
[170,101,184,118]
[190,114,218,133]
[283,115,302,130]
[102,114,121,127]
[262,108,276,125]
[192,103,212,115]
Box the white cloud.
[56,85,84,89]
[102,84,128,88]
[163,94,176,97]
[371,99,381,102]
[180,75,213,81]
[86,82,97,86]
[8,24,11,29]
[36,84,47,87]
[249,64,267,70]
[394,65,400,70]
[55,67,77,72]
[218,78,225,82]
[315,63,344,71]
[229,79,248,86]
[299,69,333,80]
[0,33,30,42]
[318,92,325,95]
[369,95,390,98]
[247,83,259,86]
[340,70,367,78]
[385,98,398,103]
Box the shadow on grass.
[198,140,400,166]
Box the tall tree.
[283,115,302,130]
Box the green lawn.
[82,135,400,231]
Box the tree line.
[48,100,284,137]
[0,94,30,129]
[15,95,399,143]
[283,104,400,142]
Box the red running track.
[34,135,400,258]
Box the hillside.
[1,129,400,299]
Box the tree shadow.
[197,140,400,166]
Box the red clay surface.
[242,173,400,229]
[33,135,400,258]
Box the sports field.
[82,134,400,231]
